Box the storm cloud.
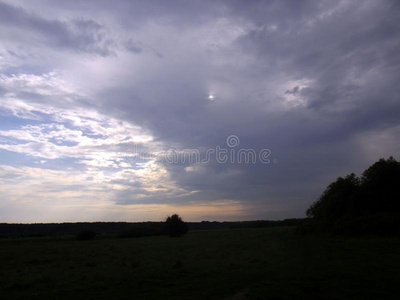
[0,0,399,222]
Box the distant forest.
[0,219,303,238]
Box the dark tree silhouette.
[303,157,400,235]
[356,157,400,215]
[165,214,188,237]
[306,173,359,221]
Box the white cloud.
[1,0,399,222]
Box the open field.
[1,227,400,299]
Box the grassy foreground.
[1,227,399,299]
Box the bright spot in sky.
[208,94,215,100]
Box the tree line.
[302,157,400,236]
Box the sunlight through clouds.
[0,0,399,222]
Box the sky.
[0,0,399,223]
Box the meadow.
[1,227,399,299]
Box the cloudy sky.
[0,0,399,222]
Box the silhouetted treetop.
[304,157,400,235]
[306,173,359,220]
[165,214,188,237]
[357,156,400,214]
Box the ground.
[1,227,399,299]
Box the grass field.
[1,227,400,299]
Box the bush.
[76,230,96,240]
[165,214,188,237]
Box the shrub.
[165,214,188,237]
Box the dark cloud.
[0,1,114,56]
[1,0,400,220]
[125,40,143,54]
[90,0,400,217]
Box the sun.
[208,94,215,100]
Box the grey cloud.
[285,86,300,95]
[125,40,143,54]
[35,0,225,28]
[1,0,400,219]
[91,0,400,217]
[0,1,114,56]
